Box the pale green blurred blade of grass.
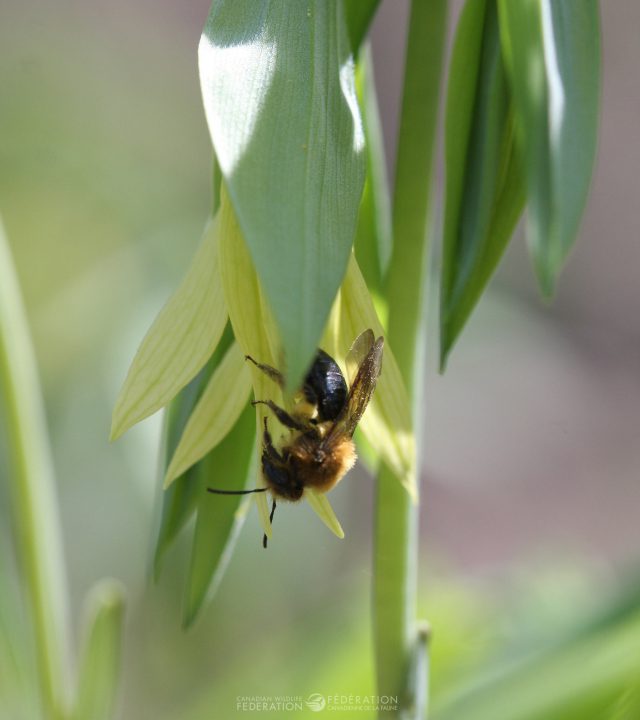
[497,0,601,295]
[199,0,366,390]
[440,0,526,367]
[433,611,640,720]
[354,44,393,300]
[344,0,381,54]
[153,324,234,579]
[0,219,71,719]
[72,580,125,720]
[111,217,227,439]
[183,404,255,628]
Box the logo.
[305,693,326,712]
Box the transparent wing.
[325,335,384,444]
[345,329,375,386]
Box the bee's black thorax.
[302,349,348,422]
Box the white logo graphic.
[305,693,326,712]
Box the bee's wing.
[345,329,375,386]
[326,335,384,443]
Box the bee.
[207,329,384,547]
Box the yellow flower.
[111,185,416,543]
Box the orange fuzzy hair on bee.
[284,433,357,495]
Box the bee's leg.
[263,498,277,549]
[245,356,284,387]
[253,399,307,432]
[261,416,284,464]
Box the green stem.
[0,221,72,720]
[373,0,446,716]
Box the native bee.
[207,329,384,547]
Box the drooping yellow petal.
[304,489,345,539]
[217,186,282,538]
[111,218,227,440]
[163,342,252,488]
[326,254,417,501]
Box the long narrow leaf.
[199,0,366,390]
[440,0,526,366]
[344,0,381,54]
[153,324,234,579]
[0,219,72,717]
[183,405,255,627]
[354,44,393,299]
[497,0,601,294]
[111,218,227,439]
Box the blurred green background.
[1,0,639,718]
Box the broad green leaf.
[153,324,235,578]
[199,0,366,390]
[304,489,345,539]
[344,0,381,54]
[183,404,255,627]
[497,0,601,295]
[440,0,526,367]
[111,218,227,439]
[354,44,393,299]
[324,255,416,500]
[72,580,125,720]
[164,342,252,487]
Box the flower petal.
[163,342,252,488]
[217,185,283,538]
[111,218,227,440]
[304,489,345,539]
[326,254,417,501]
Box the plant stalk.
[0,221,72,720]
[373,0,447,716]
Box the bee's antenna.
[263,498,277,549]
[206,487,268,495]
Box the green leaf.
[433,611,640,720]
[354,43,393,298]
[72,580,125,720]
[344,0,381,54]
[153,324,234,579]
[111,217,227,439]
[164,341,252,487]
[440,0,526,367]
[0,218,72,717]
[183,404,255,627]
[199,0,366,390]
[497,0,601,295]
